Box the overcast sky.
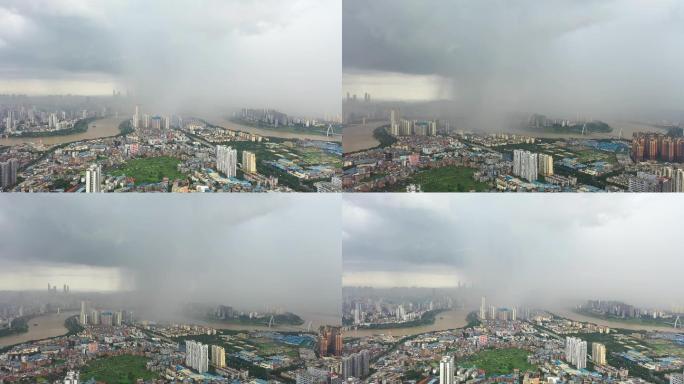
[0,0,341,116]
[0,195,341,319]
[343,0,684,122]
[343,194,684,309]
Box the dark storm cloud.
[343,0,684,126]
[343,194,683,308]
[0,0,340,116]
[0,195,341,318]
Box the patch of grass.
[108,156,185,185]
[458,348,537,376]
[400,166,490,192]
[80,354,158,384]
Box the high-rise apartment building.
[242,150,257,173]
[480,297,486,320]
[592,342,606,365]
[538,153,554,176]
[513,150,538,182]
[185,340,209,373]
[216,145,238,177]
[0,159,18,188]
[439,355,455,384]
[85,164,102,193]
[342,350,370,379]
[211,345,226,368]
[565,337,587,369]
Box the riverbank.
[551,308,680,333]
[0,117,126,147]
[204,117,341,142]
[342,120,386,153]
[0,311,76,348]
[346,308,472,338]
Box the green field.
[109,156,186,185]
[458,348,537,376]
[80,355,159,384]
[648,338,684,358]
[399,166,490,192]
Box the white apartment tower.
[85,164,102,193]
[480,297,486,320]
[185,340,209,373]
[565,337,587,369]
[439,355,455,384]
[216,145,238,178]
[513,150,538,182]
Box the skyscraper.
[242,150,257,174]
[85,164,102,193]
[5,110,13,133]
[592,342,606,365]
[538,153,554,176]
[79,301,88,325]
[480,297,486,320]
[565,337,587,369]
[513,150,538,182]
[133,105,140,129]
[389,110,399,136]
[185,340,209,373]
[211,345,226,368]
[0,159,18,188]
[342,350,370,379]
[439,355,454,384]
[216,145,238,177]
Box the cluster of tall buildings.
[345,92,372,103]
[319,326,343,357]
[479,297,519,321]
[565,337,587,369]
[185,340,209,373]
[512,150,539,182]
[47,283,70,294]
[627,168,684,192]
[216,145,238,178]
[631,133,684,163]
[78,301,123,327]
[388,111,438,137]
[85,164,102,193]
[296,367,332,384]
[512,150,554,182]
[0,159,18,188]
[132,105,171,130]
[342,350,370,380]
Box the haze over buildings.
[0,0,341,117]
[343,0,684,128]
[342,194,684,308]
[0,195,341,320]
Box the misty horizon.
[0,195,342,320]
[0,0,341,117]
[343,0,684,130]
[343,194,684,310]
